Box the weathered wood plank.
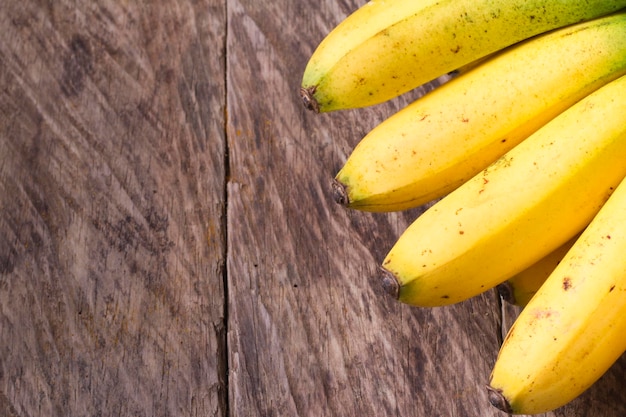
[225,1,626,416]
[225,1,501,416]
[0,1,227,415]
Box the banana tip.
[496,281,516,305]
[331,179,349,206]
[299,86,319,113]
[486,385,513,414]
[380,267,400,300]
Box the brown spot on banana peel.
[562,277,572,291]
[331,178,349,206]
[486,385,513,414]
[299,86,320,113]
[380,267,400,300]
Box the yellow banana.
[487,175,626,415]
[496,235,579,308]
[300,0,626,112]
[333,13,626,212]
[379,74,626,307]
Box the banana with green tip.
[487,174,626,415]
[300,0,626,112]
[333,12,626,212]
[380,73,626,307]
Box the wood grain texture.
[1,1,626,416]
[224,1,504,416]
[0,1,227,415]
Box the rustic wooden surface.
[1,1,626,416]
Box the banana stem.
[486,385,513,413]
[496,281,516,305]
[331,178,350,205]
[299,86,319,113]
[381,267,400,299]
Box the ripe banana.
[496,235,579,308]
[379,74,626,307]
[332,12,626,212]
[300,0,626,112]
[487,175,626,415]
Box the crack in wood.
[220,2,230,414]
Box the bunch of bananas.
[300,1,626,414]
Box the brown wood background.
[1,1,626,416]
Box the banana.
[487,175,626,415]
[496,235,579,308]
[333,12,626,212]
[300,0,626,112]
[379,74,626,307]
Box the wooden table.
[1,1,625,416]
